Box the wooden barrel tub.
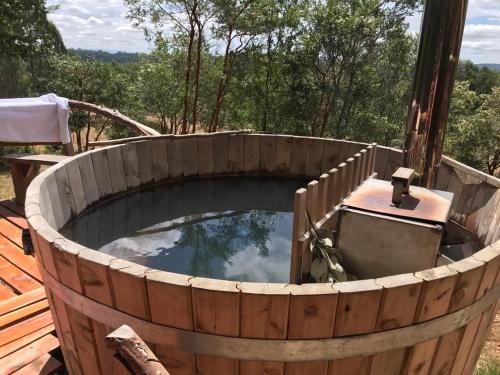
[26,133,500,375]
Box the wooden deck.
[0,200,63,375]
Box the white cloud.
[47,0,500,62]
[46,0,151,52]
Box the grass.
[475,358,500,375]
[0,171,14,200]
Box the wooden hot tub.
[26,133,500,375]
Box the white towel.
[0,94,71,144]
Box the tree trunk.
[181,14,196,134]
[262,32,273,132]
[192,21,203,134]
[209,28,233,133]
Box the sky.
[46,0,500,63]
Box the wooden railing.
[289,143,377,283]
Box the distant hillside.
[69,49,141,64]
[477,64,500,72]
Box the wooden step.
[0,284,16,300]
[0,334,59,374]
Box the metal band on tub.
[43,270,500,362]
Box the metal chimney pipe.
[403,0,468,188]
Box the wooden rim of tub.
[25,132,500,367]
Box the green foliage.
[446,81,500,176]
[475,358,500,375]
[69,49,141,64]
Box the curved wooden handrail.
[68,100,160,137]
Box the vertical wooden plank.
[135,141,154,185]
[147,271,196,375]
[402,266,458,375]
[77,153,99,205]
[321,140,342,174]
[384,148,403,180]
[449,246,500,375]
[166,137,184,178]
[344,158,354,198]
[259,134,276,174]
[51,240,102,375]
[289,137,308,177]
[456,246,500,375]
[122,142,141,189]
[244,134,260,173]
[367,274,423,375]
[106,146,127,193]
[49,293,83,375]
[91,149,113,198]
[239,283,289,375]
[228,134,245,174]
[181,136,198,177]
[305,138,325,177]
[190,278,240,375]
[42,173,66,230]
[213,134,229,174]
[65,159,87,215]
[197,136,214,176]
[337,163,347,202]
[306,180,319,224]
[428,258,485,375]
[317,174,329,218]
[435,162,452,191]
[290,189,307,284]
[328,280,383,375]
[359,149,367,183]
[54,165,76,221]
[373,145,388,179]
[371,143,378,176]
[353,153,362,189]
[77,248,116,375]
[108,259,151,319]
[275,136,292,176]
[285,284,338,375]
[151,138,169,182]
[326,168,338,210]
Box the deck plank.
[0,237,41,282]
[0,202,61,373]
[0,333,59,374]
[12,352,63,375]
[0,309,53,347]
[0,200,24,220]
[0,324,55,359]
[0,219,23,248]
[0,288,46,316]
[0,256,41,294]
[0,205,28,230]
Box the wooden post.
[353,153,362,189]
[337,163,347,202]
[327,168,339,209]
[317,174,329,218]
[290,189,307,284]
[345,158,354,198]
[106,325,170,375]
[360,149,367,183]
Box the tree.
[0,0,65,97]
[445,81,500,176]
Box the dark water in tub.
[62,177,307,283]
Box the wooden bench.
[1,153,69,205]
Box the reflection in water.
[63,177,307,282]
